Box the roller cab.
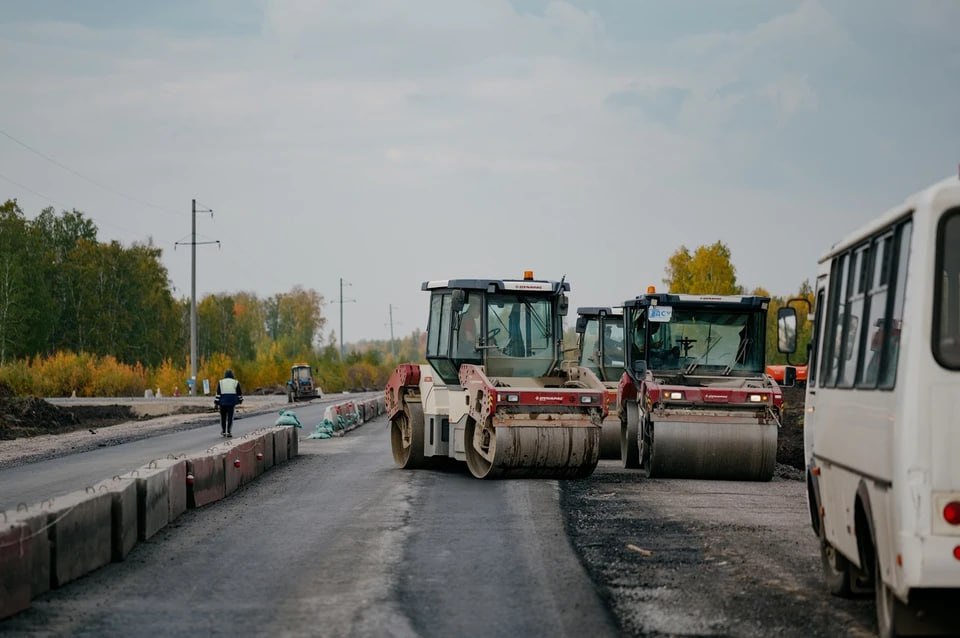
[385,273,606,479]
[618,291,781,480]
[574,307,624,459]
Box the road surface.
[1,413,617,637]
[0,395,370,512]
[1,397,887,636]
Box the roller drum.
[391,402,425,469]
[465,419,600,480]
[646,420,777,481]
[598,416,620,460]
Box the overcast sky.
[1,1,957,342]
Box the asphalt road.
[0,395,368,511]
[1,394,887,636]
[0,414,616,637]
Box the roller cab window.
[652,309,765,376]
[485,294,556,378]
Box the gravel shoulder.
[561,462,876,637]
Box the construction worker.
[215,369,243,437]
[457,299,482,358]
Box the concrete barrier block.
[7,508,50,598]
[230,439,258,487]
[273,428,289,465]
[224,445,241,496]
[46,490,113,588]
[262,430,275,471]
[155,459,187,522]
[94,476,138,562]
[289,426,299,458]
[0,520,32,620]
[134,466,170,541]
[186,452,226,508]
[253,435,267,475]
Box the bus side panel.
[929,383,960,491]
[814,391,895,484]
[819,463,863,567]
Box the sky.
[1,0,958,343]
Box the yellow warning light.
[523,270,534,281]
[647,285,656,294]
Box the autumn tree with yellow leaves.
[663,241,742,295]
[662,241,814,364]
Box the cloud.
[0,1,956,341]
[605,85,691,125]
[759,75,817,118]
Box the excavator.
[385,272,607,479]
[618,288,782,481]
[574,307,624,459]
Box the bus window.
[822,253,849,387]
[808,287,826,386]
[879,221,912,389]
[859,233,893,387]
[838,245,869,387]
[934,209,960,369]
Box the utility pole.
[334,278,355,359]
[175,199,218,395]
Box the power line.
[0,170,71,208]
[0,169,178,247]
[0,129,175,214]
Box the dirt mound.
[0,396,80,440]
[0,397,136,440]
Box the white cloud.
[759,75,818,118]
[0,1,952,341]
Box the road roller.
[384,272,607,479]
[574,307,624,459]
[617,289,781,481]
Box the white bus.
[779,175,960,637]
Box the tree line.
[0,200,423,396]
[0,199,813,396]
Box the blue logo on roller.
[649,306,673,322]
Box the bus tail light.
[943,501,960,526]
